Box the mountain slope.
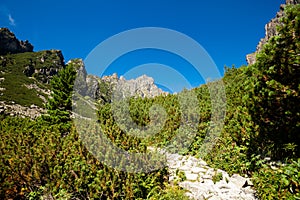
[0,30,167,118]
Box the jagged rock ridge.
[117,74,167,98]
[246,0,299,65]
[0,28,33,55]
[71,59,168,102]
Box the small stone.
[198,160,208,166]
[202,193,213,199]
[245,179,254,187]
[185,172,198,181]
[187,156,198,163]
[169,176,175,182]
[206,168,216,176]
[30,104,37,108]
[229,174,248,188]
[264,157,271,161]
[203,179,215,186]
[191,167,206,174]
[179,165,191,171]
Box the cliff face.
[246,0,299,65]
[0,28,34,55]
[70,59,168,103]
[116,74,168,98]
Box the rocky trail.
[163,151,258,200]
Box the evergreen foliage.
[0,117,168,199]
[247,4,300,159]
[43,63,76,132]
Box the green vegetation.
[175,169,187,182]
[0,50,64,107]
[0,116,168,199]
[247,4,300,159]
[42,62,76,132]
[212,171,223,184]
[252,158,300,199]
[0,3,299,200]
[197,4,300,199]
[148,185,190,200]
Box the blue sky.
[0,0,284,92]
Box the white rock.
[202,193,213,199]
[185,172,198,181]
[209,196,222,200]
[179,165,191,171]
[198,160,208,166]
[206,168,216,176]
[202,174,212,179]
[162,150,258,200]
[217,183,232,190]
[230,174,247,188]
[191,166,207,174]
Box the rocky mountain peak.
[116,74,168,98]
[0,28,33,55]
[246,0,299,65]
[69,59,168,101]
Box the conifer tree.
[44,63,76,132]
[248,4,300,159]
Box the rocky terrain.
[0,29,65,118]
[0,28,33,55]
[165,152,257,200]
[0,101,45,119]
[145,146,258,200]
[71,58,168,102]
[246,0,299,65]
[0,32,167,118]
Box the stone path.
[164,152,258,200]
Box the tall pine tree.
[43,63,76,132]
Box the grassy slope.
[0,51,63,107]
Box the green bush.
[0,116,169,199]
[253,159,300,199]
[246,4,300,160]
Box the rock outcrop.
[155,149,258,200]
[0,28,167,119]
[31,50,65,83]
[0,28,33,55]
[68,58,88,96]
[0,101,46,119]
[246,0,299,65]
[114,74,168,98]
[70,59,168,102]
[0,29,65,117]
[68,59,105,101]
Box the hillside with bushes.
[0,2,299,200]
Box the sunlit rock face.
[246,0,299,65]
